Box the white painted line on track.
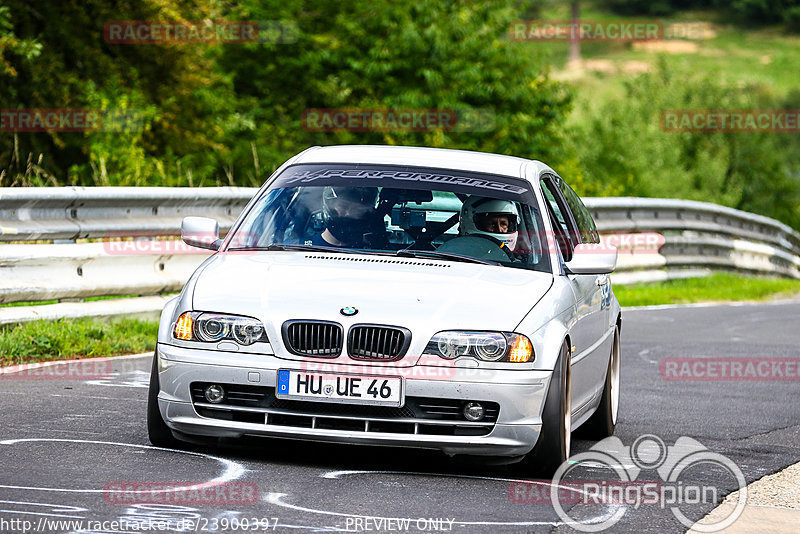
[0,500,85,513]
[0,509,84,519]
[49,394,146,402]
[322,468,537,483]
[0,438,245,494]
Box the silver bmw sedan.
[148,145,621,475]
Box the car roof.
[292,145,553,180]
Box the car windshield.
[226,164,551,273]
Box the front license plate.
[276,370,403,407]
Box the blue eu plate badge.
[277,369,290,395]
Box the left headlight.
[172,312,268,346]
[424,331,534,363]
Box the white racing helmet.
[459,196,520,251]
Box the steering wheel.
[469,234,517,261]
[438,234,516,262]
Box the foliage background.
[1,0,799,230]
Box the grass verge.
[0,318,158,367]
[0,294,157,308]
[615,273,800,307]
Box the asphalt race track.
[1,300,799,534]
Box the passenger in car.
[459,196,520,252]
[306,186,384,248]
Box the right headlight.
[424,331,534,363]
[173,311,268,346]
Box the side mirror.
[565,243,617,274]
[181,216,221,251]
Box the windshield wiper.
[227,243,398,257]
[227,243,360,253]
[395,248,499,265]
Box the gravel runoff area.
[731,461,800,509]
[689,462,800,533]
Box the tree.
[1,0,232,185]
[565,60,800,230]
[568,1,580,65]
[215,0,573,183]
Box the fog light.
[204,384,225,404]
[463,402,485,422]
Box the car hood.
[192,251,553,365]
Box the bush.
[561,60,800,231]
[599,0,714,16]
[784,6,800,32]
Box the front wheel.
[147,353,182,448]
[521,340,571,477]
[580,325,620,440]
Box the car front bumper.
[156,343,552,457]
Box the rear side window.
[541,185,569,232]
[540,176,577,261]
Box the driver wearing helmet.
[312,186,381,247]
[459,196,520,252]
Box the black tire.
[147,353,182,448]
[521,340,572,477]
[579,325,620,440]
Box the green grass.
[529,4,800,119]
[0,294,172,308]
[0,318,158,367]
[615,273,800,307]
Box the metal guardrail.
[585,197,800,283]
[0,186,256,241]
[1,187,799,323]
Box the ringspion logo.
[549,435,746,532]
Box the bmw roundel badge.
[340,306,358,316]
